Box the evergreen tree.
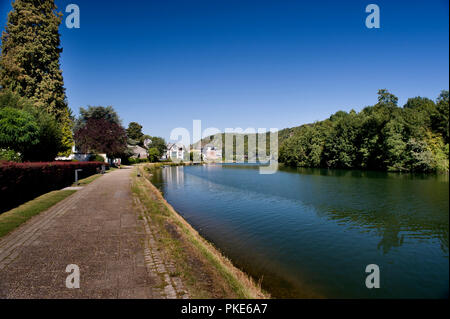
[126,122,144,141]
[0,0,73,155]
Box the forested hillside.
[279,90,449,172]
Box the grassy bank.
[132,164,269,299]
[0,189,76,238]
[0,171,110,239]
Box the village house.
[55,145,108,163]
[164,142,186,161]
[129,144,148,159]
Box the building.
[201,145,222,161]
[129,145,148,159]
[165,142,186,161]
[55,145,108,163]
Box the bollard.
[75,169,83,185]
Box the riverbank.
[134,164,269,298]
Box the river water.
[150,164,449,298]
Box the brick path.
[0,167,186,298]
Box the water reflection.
[163,165,184,185]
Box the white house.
[165,142,186,161]
[55,145,108,163]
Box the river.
[150,163,449,298]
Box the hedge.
[0,161,108,213]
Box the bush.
[0,107,40,155]
[147,147,160,162]
[89,154,106,162]
[0,149,21,162]
[128,157,149,165]
[0,161,108,213]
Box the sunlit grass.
[0,190,76,238]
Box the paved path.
[0,168,186,298]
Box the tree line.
[279,90,449,172]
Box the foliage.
[147,136,167,155]
[22,106,65,161]
[147,147,160,162]
[0,148,21,162]
[74,118,128,158]
[75,105,122,131]
[0,107,40,155]
[0,0,73,154]
[89,154,106,162]
[128,157,149,165]
[279,90,449,172]
[0,89,65,161]
[126,122,144,141]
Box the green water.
[150,164,449,298]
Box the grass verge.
[0,190,76,238]
[132,164,269,299]
[71,167,116,186]
[1,169,110,238]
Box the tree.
[126,122,144,141]
[377,89,398,107]
[148,136,167,155]
[0,88,33,110]
[0,89,65,161]
[147,147,160,162]
[0,107,39,155]
[323,111,361,168]
[74,106,127,158]
[383,119,408,171]
[433,90,449,143]
[22,107,64,161]
[74,118,127,158]
[75,106,121,130]
[0,0,73,155]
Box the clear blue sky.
[1,0,448,141]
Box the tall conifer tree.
[0,0,73,155]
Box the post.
[75,169,83,185]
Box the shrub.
[0,149,21,162]
[89,154,106,162]
[128,157,149,165]
[0,107,40,155]
[147,147,160,162]
[0,161,108,213]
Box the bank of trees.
[279,90,449,172]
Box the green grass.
[72,174,101,186]
[0,190,76,238]
[72,168,115,186]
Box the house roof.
[167,142,186,151]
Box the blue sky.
[0,0,448,141]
